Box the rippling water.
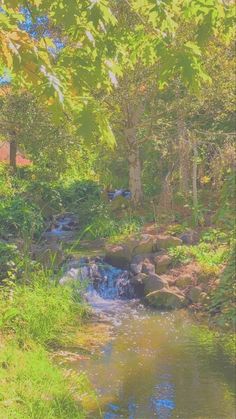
[70,297,235,419]
[63,258,236,418]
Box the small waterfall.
[60,257,136,308]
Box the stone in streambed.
[104,244,131,268]
[142,273,168,294]
[154,254,172,274]
[141,261,155,275]
[130,273,146,297]
[146,288,186,309]
[130,263,142,275]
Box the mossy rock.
[104,244,131,268]
[143,274,168,294]
[132,235,155,256]
[155,235,182,251]
[155,254,172,274]
[146,288,186,309]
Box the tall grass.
[0,270,94,418]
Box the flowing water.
[63,259,236,419]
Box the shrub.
[0,196,43,238]
[210,242,236,328]
[0,241,21,282]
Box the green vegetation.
[0,0,235,417]
[169,234,229,276]
[0,271,93,418]
[0,343,89,419]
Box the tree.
[0,92,76,178]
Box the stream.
[65,261,235,419]
[53,215,236,418]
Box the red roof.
[0,142,32,166]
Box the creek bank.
[32,214,216,312]
[103,229,211,311]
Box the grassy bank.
[0,270,96,419]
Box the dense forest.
[0,1,235,418]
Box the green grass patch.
[168,228,229,277]
[0,341,91,419]
[0,274,88,347]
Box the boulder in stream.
[104,244,131,269]
[142,273,168,294]
[146,288,186,309]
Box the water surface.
[76,307,235,419]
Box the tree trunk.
[9,139,17,172]
[127,128,143,205]
[177,112,189,195]
[192,135,198,224]
[124,103,144,206]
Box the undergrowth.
[168,228,229,277]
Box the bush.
[0,196,43,238]
[210,242,236,327]
[0,241,21,282]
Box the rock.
[155,254,172,274]
[105,244,131,268]
[131,253,153,265]
[132,235,155,256]
[130,273,145,297]
[187,286,202,303]
[142,273,168,294]
[141,261,155,275]
[125,237,140,253]
[175,275,194,289]
[155,235,182,251]
[59,268,80,285]
[146,288,186,309]
[179,230,199,245]
[130,273,147,285]
[130,263,142,275]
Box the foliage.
[87,210,142,242]
[58,180,101,214]
[0,195,43,238]
[169,230,229,276]
[210,242,236,328]
[0,241,21,282]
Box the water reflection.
[76,311,235,419]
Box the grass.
[0,269,96,419]
[168,228,229,277]
[0,342,89,419]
